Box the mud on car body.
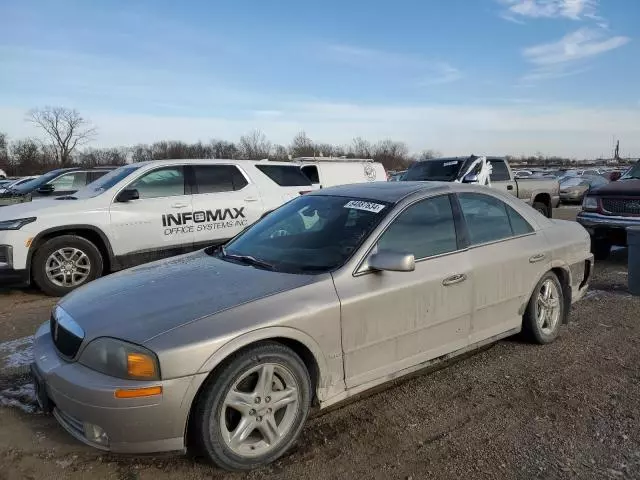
[0,159,315,295]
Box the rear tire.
[32,235,104,296]
[191,342,311,471]
[523,272,564,345]
[532,201,549,217]
[591,238,611,261]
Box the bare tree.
[418,149,441,161]
[349,137,373,158]
[238,130,271,160]
[372,139,411,170]
[289,131,315,158]
[271,144,289,161]
[210,140,239,159]
[28,107,97,167]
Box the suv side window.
[377,195,458,259]
[458,193,532,245]
[193,165,248,194]
[87,170,110,184]
[129,167,186,199]
[49,171,88,191]
[489,159,510,182]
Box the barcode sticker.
[443,161,459,167]
[344,200,386,213]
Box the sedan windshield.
[220,195,390,273]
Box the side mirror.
[462,173,478,184]
[368,251,415,272]
[116,188,140,202]
[37,184,55,194]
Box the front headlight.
[79,337,161,380]
[582,196,599,211]
[0,217,36,230]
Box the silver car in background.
[31,181,593,470]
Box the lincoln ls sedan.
[31,182,594,471]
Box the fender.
[196,326,333,402]
[26,224,116,272]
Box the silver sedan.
[31,181,593,470]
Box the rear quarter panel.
[541,219,592,293]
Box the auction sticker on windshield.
[344,200,386,213]
[443,161,459,167]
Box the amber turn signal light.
[114,386,163,399]
[127,353,157,378]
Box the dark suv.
[0,167,115,206]
[577,161,640,259]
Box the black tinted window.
[87,170,110,183]
[301,166,319,184]
[403,159,464,181]
[256,165,312,187]
[458,193,513,245]
[489,160,510,181]
[193,165,248,194]
[506,205,534,235]
[378,195,458,259]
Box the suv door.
[332,194,473,388]
[456,192,550,343]
[109,166,194,266]
[189,164,263,247]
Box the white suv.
[0,159,316,295]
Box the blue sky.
[0,0,638,158]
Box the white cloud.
[2,101,639,158]
[324,44,462,85]
[523,28,630,65]
[499,0,599,21]
[521,27,630,83]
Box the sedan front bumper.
[31,322,206,454]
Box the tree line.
[0,106,620,177]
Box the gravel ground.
[1,207,639,480]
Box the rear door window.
[192,165,248,194]
[256,165,312,186]
[301,165,320,184]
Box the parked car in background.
[0,159,317,295]
[559,174,609,204]
[402,156,560,217]
[514,170,533,178]
[31,181,593,470]
[0,176,39,193]
[0,167,115,206]
[295,158,386,188]
[577,160,640,259]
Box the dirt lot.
[1,206,639,480]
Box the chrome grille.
[601,198,640,216]
[50,308,84,358]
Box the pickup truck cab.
[577,160,640,259]
[402,156,560,217]
[0,159,315,295]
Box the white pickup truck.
[0,159,316,295]
[402,156,560,217]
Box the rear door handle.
[507,185,514,191]
[529,253,546,263]
[171,203,188,208]
[244,197,259,202]
[442,273,467,286]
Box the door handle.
[171,203,188,208]
[244,197,259,202]
[529,253,546,263]
[507,185,514,191]
[442,273,467,286]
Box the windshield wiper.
[221,247,276,271]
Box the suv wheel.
[32,235,104,296]
[191,342,311,471]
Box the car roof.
[308,181,452,203]
[130,159,297,167]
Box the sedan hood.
[59,250,317,344]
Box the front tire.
[532,201,549,217]
[191,342,311,471]
[523,272,564,344]
[592,238,611,261]
[31,235,104,296]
